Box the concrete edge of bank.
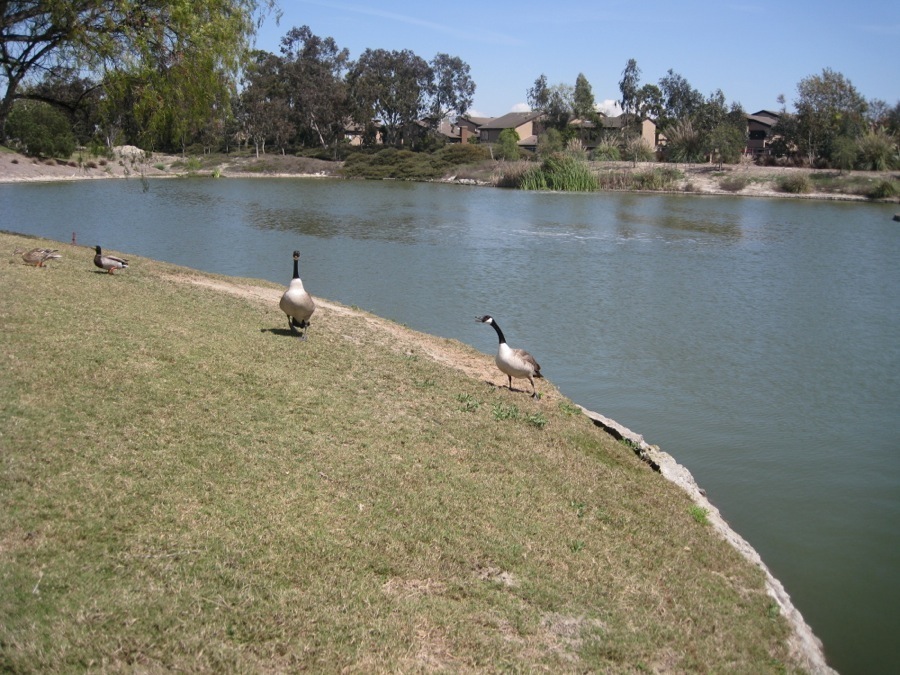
[577,405,837,674]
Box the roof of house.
[747,112,780,127]
[479,111,544,130]
[458,115,494,127]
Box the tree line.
[2,3,898,170]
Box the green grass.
[1,231,802,672]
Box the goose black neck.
[292,257,300,279]
[490,321,507,344]
[95,245,102,254]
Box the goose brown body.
[279,250,316,339]
[477,315,542,397]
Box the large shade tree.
[0,0,277,145]
[279,25,350,151]
[793,67,868,164]
[347,48,432,147]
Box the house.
[746,110,780,156]
[477,111,545,146]
[455,115,493,144]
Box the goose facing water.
[279,250,316,339]
[477,315,542,398]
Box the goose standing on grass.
[93,246,128,274]
[16,247,61,267]
[477,315,543,398]
[280,250,316,339]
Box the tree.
[618,59,641,123]
[793,68,868,165]
[543,83,574,130]
[0,0,276,143]
[237,51,293,157]
[526,74,549,111]
[280,26,351,151]
[573,73,595,121]
[347,48,432,147]
[428,53,475,122]
[658,69,703,131]
[496,128,520,160]
[634,83,663,122]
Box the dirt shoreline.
[2,147,897,204]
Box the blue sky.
[253,0,899,118]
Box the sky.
[253,0,900,118]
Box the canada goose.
[93,246,128,274]
[279,250,316,339]
[476,315,543,397]
[16,247,61,267]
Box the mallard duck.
[477,315,543,398]
[279,250,316,339]
[16,247,62,267]
[93,245,128,274]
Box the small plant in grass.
[414,378,436,388]
[492,402,520,421]
[689,505,710,525]
[570,539,586,552]
[455,393,481,412]
[525,412,548,429]
[559,401,581,416]
[570,500,587,518]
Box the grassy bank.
[2,232,802,672]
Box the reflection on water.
[2,178,899,674]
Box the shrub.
[856,129,897,171]
[591,138,620,161]
[777,174,812,194]
[520,153,598,192]
[868,180,898,199]
[436,143,490,166]
[6,100,76,158]
[718,175,749,192]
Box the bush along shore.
[1,144,898,204]
[1,232,833,672]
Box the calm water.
[3,178,899,673]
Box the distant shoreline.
[1,147,896,205]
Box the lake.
[2,177,898,674]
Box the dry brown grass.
[1,231,805,672]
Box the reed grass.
[1,231,800,672]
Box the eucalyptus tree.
[428,52,475,122]
[657,69,703,131]
[573,72,596,121]
[347,48,431,147]
[526,73,549,112]
[279,25,350,151]
[0,0,276,146]
[618,58,641,123]
[237,50,293,157]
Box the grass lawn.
[1,231,800,672]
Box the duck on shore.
[93,246,128,274]
[15,247,61,267]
